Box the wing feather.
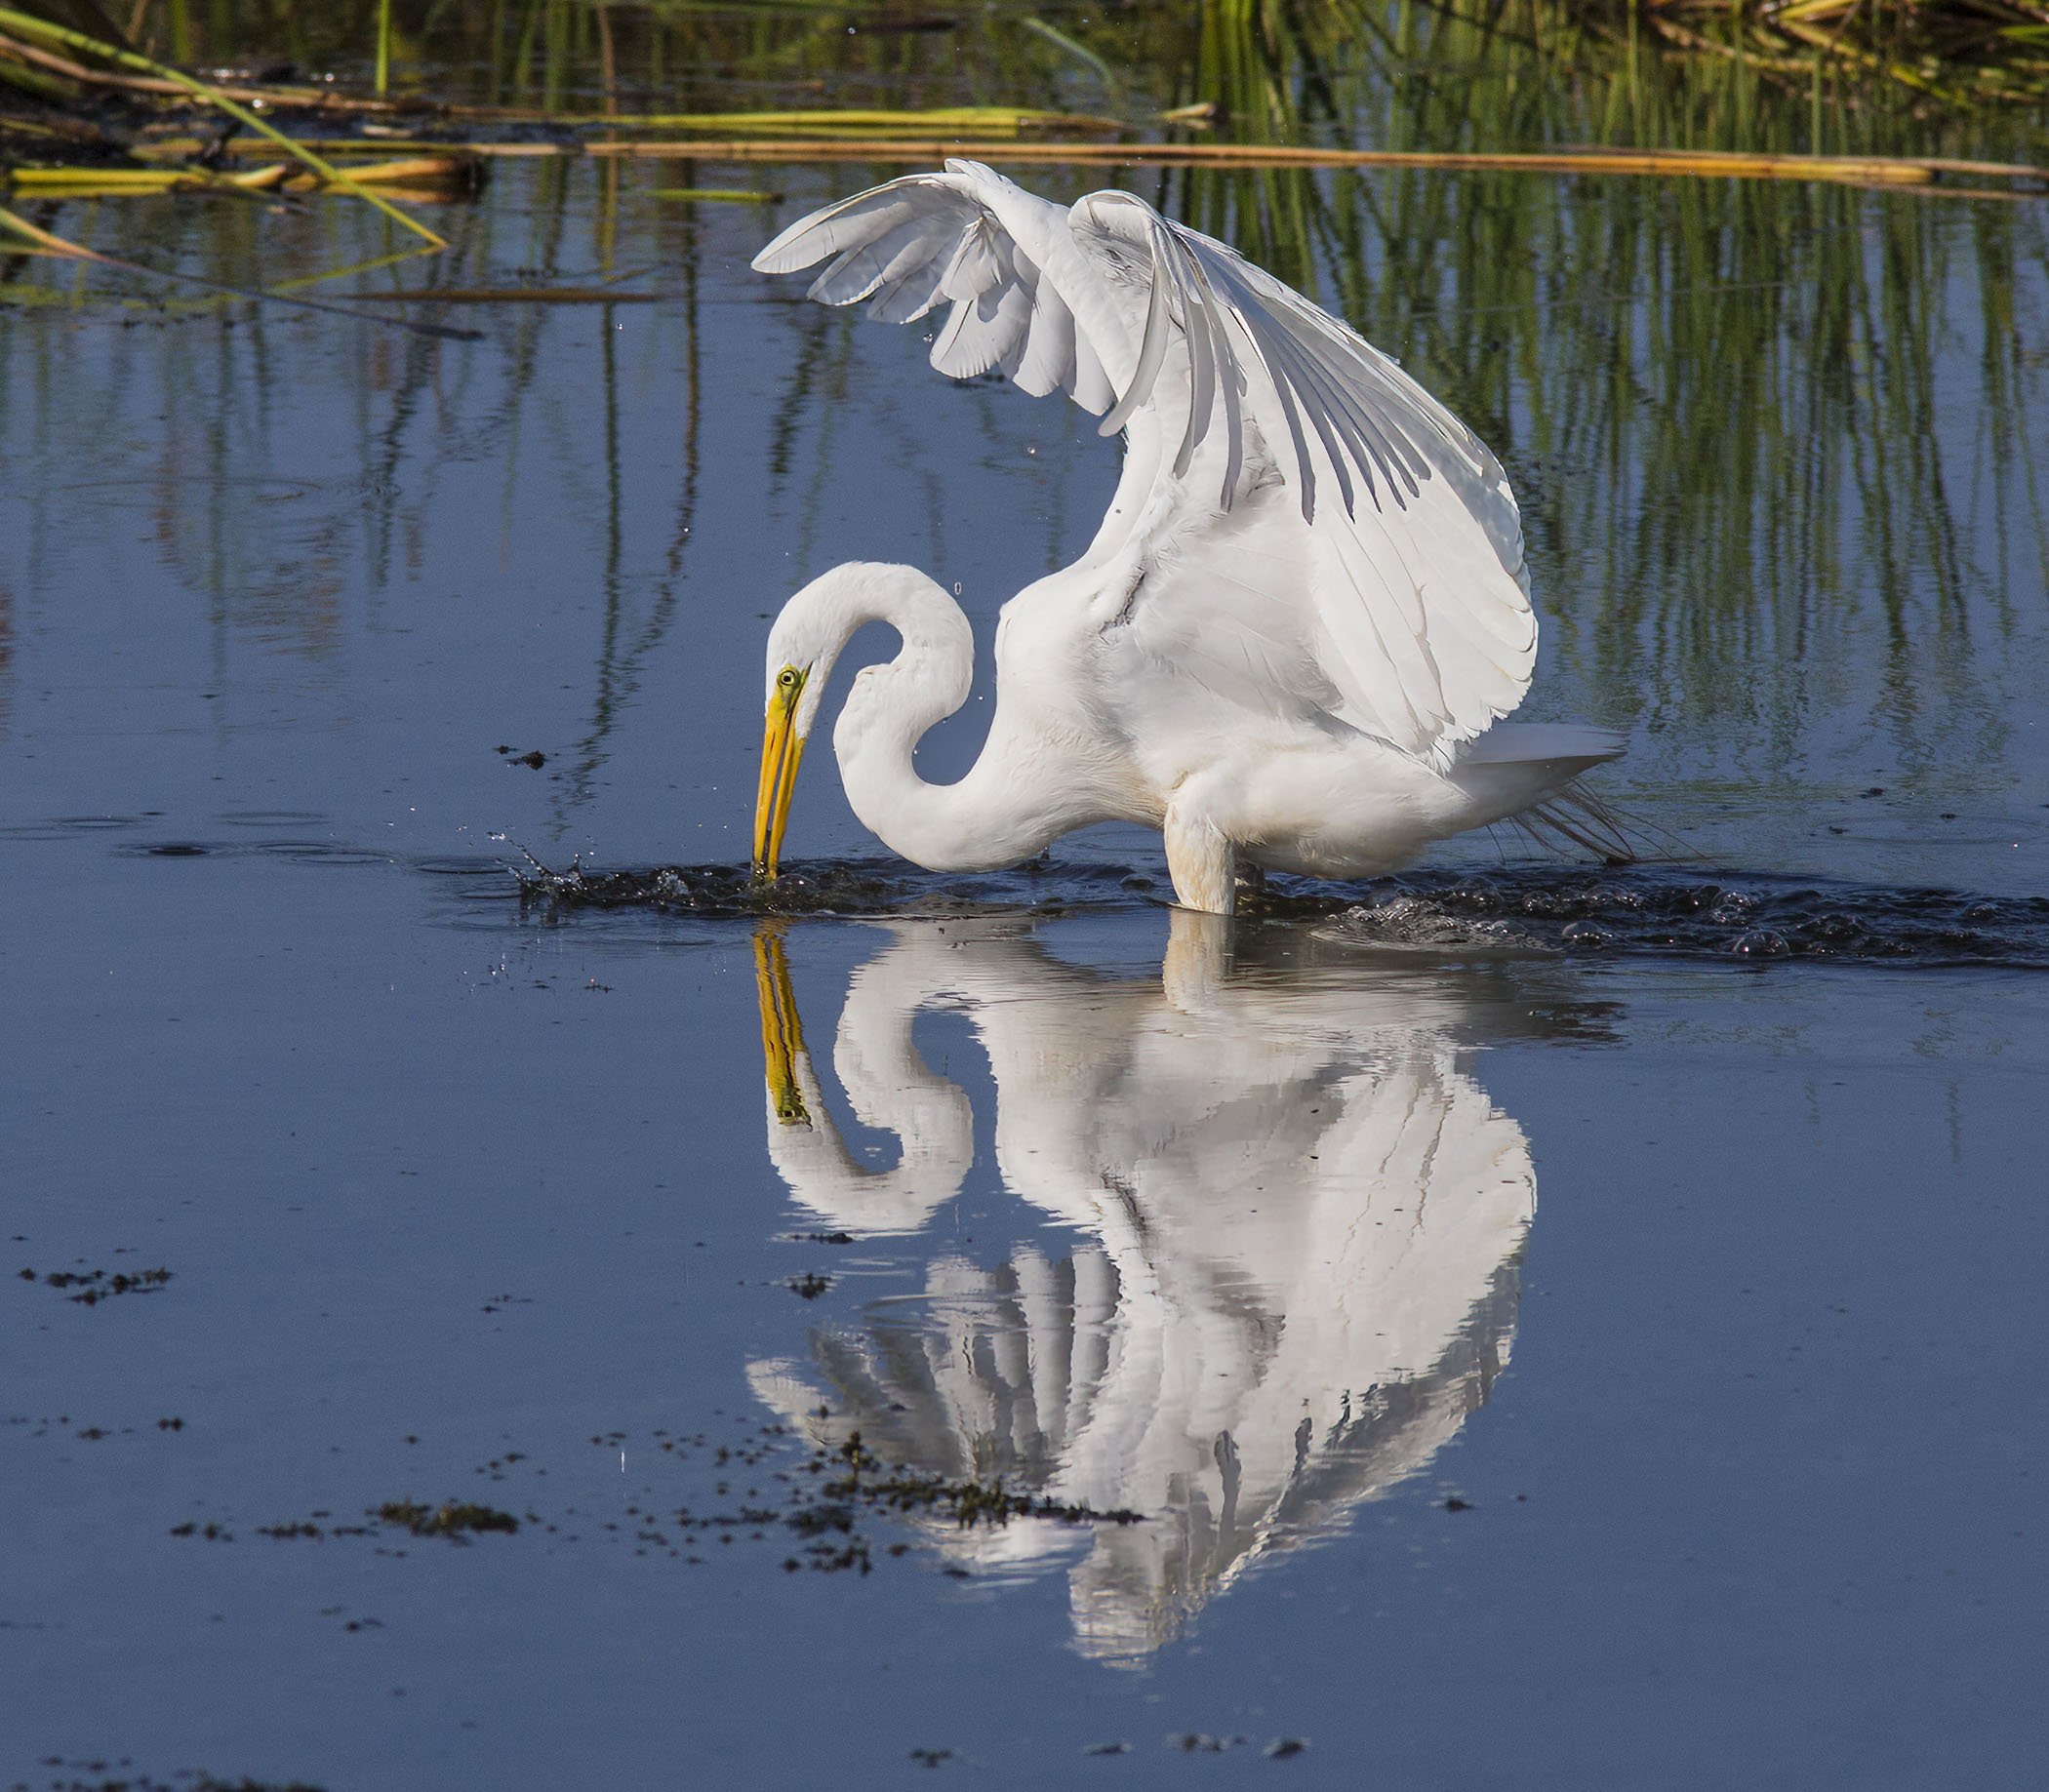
[752,162,1538,754]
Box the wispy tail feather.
[1509,780,1693,867]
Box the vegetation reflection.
[2,1,2041,829]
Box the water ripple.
[510,857,2049,970]
[1313,870,2049,969]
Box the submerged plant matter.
[163,1427,1143,1585]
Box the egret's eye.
[777,666,800,692]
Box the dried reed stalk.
[579,137,2047,189]
[0,6,446,245]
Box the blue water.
[3,152,2047,1790]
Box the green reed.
[45,1,2048,121]
[5,0,2042,811]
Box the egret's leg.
[1164,803,1235,916]
[1161,906,1230,1012]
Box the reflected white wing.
[743,918,1540,1659]
[753,159,1536,754]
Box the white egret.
[748,916,1547,1657]
[751,160,1624,913]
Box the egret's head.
[752,562,950,884]
[751,578,848,883]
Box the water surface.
[4,18,2048,1788]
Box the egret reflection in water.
[746,916,1611,1661]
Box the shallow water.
[6,20,2049,1788]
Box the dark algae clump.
[831,1434,1145,1531]
[375,1500,519,1538]
[20,1768,325,1792]
[18,1265,172,1306]
[162,1428,1141,1580]
[759,1435,1145,1575]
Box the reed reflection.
[747,915,1611,1661]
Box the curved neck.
[789,564,1092,872]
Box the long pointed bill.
[751,928,810,1126]
[751,686,806,882]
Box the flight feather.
[751,160,1537,755]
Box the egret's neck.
[789,563,1089,872]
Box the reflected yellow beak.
[751,679,807,883]
[751,927,810,1126]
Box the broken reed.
[0,3,446,243]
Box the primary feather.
[754,160,1533,757]
[750,163,1623,911]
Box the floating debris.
[375,1499,519,1539]
[165,1428,1141,1580]
[18,1264,172,1305]
[19,1766,325,1792]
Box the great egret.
[751,160,1624,913]
[748,917,1557,1656]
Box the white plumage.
[750,160,1622,912]
[748,916,1536,1657]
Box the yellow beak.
[751,683,806,883]
[752,927,810,1126]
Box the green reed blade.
[0,4,447,247]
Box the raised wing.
[753,161,1536,755]
[751,161,1124,412]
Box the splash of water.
[507,855,2049,971]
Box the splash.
[509,853,1146,918]
[508,855,2049,969]
[1316,868,2049,970]
[507,852,2049,966]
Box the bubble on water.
[1324,896,1547,954]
